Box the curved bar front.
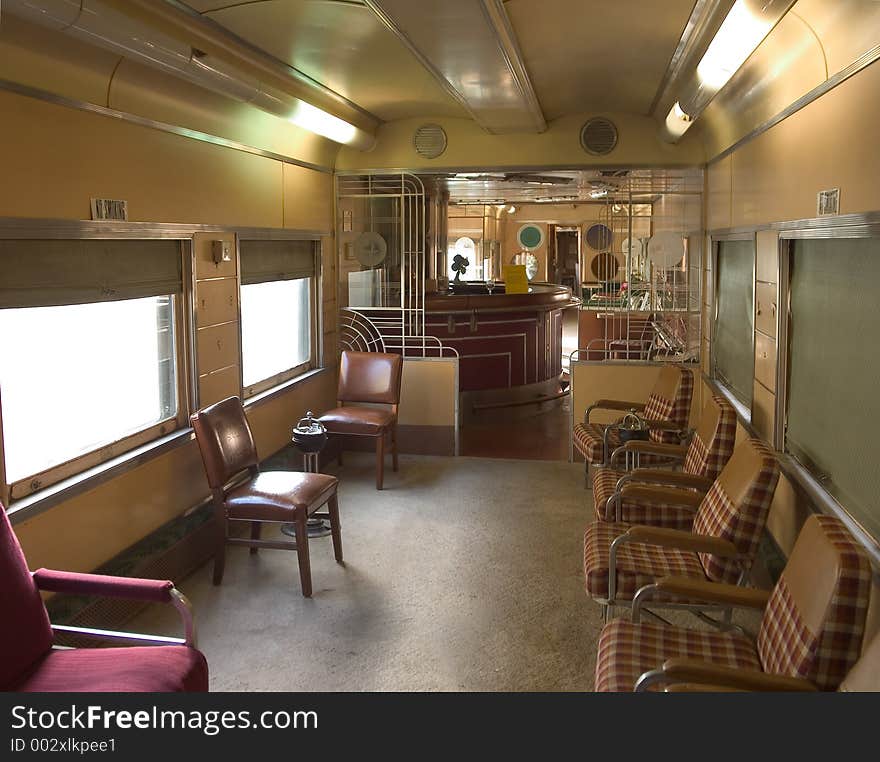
[425,283,573,393]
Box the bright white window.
[0,296,177,486]
[240,278,312,393]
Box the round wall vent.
[580,117,618,156]
[413,123,447,159]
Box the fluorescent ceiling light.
[664,101,693,138]
[288,101,358,145]
[696,1,775,90]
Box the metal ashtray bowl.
[291,411,328,453]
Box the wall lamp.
[660,0,796,142]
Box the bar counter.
[425,283,573,393]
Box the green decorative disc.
[517,224,544,250]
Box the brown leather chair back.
[337,351,403,405]
[190,396,258,490]
[757,515,872,690]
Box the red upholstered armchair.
[1,503,207,692]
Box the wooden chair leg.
[293,510,312,597]
[376,433,385,490]
[391,423,399,472]
[328,493,343,563]
[249,521,262,554]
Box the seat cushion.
[14,646,208,692]
[226,471,338,521]
[573,422,619,464]
[592,468,697,529]
[583,521,705,601]
[319,407,394,435]
[595,618,760,692]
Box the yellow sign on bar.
[503,264,529,294]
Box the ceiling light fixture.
[288,101,359,145]
[660,0,795,142]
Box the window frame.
[777,216,880,556]
[710,232,756,420]
[237,235,322,401]
[0,224,193,506]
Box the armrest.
[664,684,745,692]
[613,441,688,459]
[33,568,173,603]
[586,400,645,424]
[34,569,196,647]
[641,659,819,692]
[640,419,685,432]
[637,575,771,610]
[617,469,713,492]
[618,484,704,510]
[623,524,738,556]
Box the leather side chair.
[190,396,342,597]
[319,351,404,490]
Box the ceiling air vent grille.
[413,124,447,159]
[580,117,618,156]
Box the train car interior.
[1,0,879,696]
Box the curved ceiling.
[179,0,700,128]
[504,0,699,119]
[185,0,468,121]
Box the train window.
[785,236,880,541]
[0,238,184,500]
[239,239,317,397]
[712,238,755,409]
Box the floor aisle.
[131,452,599,691]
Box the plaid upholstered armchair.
[591,395,737,528]
[572,365,693,487]
[594,515,872,692]
[1,503,207,692]
[583,437,780,622]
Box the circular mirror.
[590,251,620,282]
[585,223,612,251]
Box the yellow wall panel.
[754,332,777,393]
[194,232,237,280]
[0,91,283,227]
[728,63,880,226]
[198,365,241,408]
[752,379,776,446]
[398,359,458,427]
[755,281,778,339]
[194,278,238,328]
[705,155,732,231]
[197,322,240,376]
[15,439,207,573]
[283,165,333,231]
[755,229,780,284]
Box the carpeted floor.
[131,452,602,691]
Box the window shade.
[713,239,754,406]
[240,240,316,286]
[0,239,182,308]
[787,237,880,540]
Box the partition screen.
[786,237,880,540]
[713,239,754,407]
